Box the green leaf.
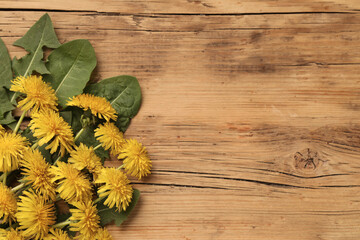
[12,13,60,77]
[68,107,83,133]
[59,111,72,126]
[45,39,97,108]
[0,38,13,88]
[0,87,15,125]
[115,117,131,133]
[97,189,140,226]
[85,75,142,132]
[6,119,17,130]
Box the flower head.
[16,190,56,240]
[0,183,17,223]
[68,143,103,178]
[44,228,72,240]
[94,122,124,154]
[20,149,56,200]
[50,162,92,203]
[67,93,117,121]
[0,124,4,133]
[30,110,74,156]
[95,228,113,240]
[70,200,100,239]
[10,75,58,112]
[95,168,133,212]
[0,132,28,172]
[118,139,152,180]
[0,228,25,240]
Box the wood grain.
[1,0,360,14]
[1,1,360,239]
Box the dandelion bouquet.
[0,14,151,239]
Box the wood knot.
[294,148,323,171]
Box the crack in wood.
[201,176,316,189]
[132,182,231,190]
[153,169,225,176]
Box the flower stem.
[11,183,25,192]
[10,93,17,104]
[31,141,39,150]
[74,127,85,142]
[13,110,26,134]
[53,156,62,166]
[53,219,71,229]
[117,164,124,170]
[55,194,62,202]
[2,172,7,185]
[93,143,102,151]
[0,174,4,182]
[94,195,106,204]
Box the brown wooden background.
[1,1,360,239]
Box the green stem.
[53,219,71,229]
[93,144,102,151]
[53,156,62,166]
[74,127,85,142]
[15,184,30,196]
[11,183,25,192]
[2,172,7,185]
[117,164,124,170]
[94,195,106,204]
[31,141,39,150]
[55,194,62,202]
[10,93,16,104]
[13,110,26,134]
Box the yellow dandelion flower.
[0,229,5,238]
[95,168,133,212]
[118,139,152,180]
[16,190,56,240]
[30,110,74,156]
[20,149,56,201]
[0,124,4,133]
[10,75,58,112]
[0,228,25,240]
[94,122,124,154]
[0,183,17,223]
[68,143,102,178]
[70,200,100,239]
[44,228,72,240]
[95,228,113,240]
[50,162,92,203]
[0,132,28,172]
[7,229,24,240]
[67,93,117,121]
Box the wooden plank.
[1,8,360,239]
[1,0,360,14]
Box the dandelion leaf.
[0,38,13,88]
[12,13,60,77]
[0,88,15,125]
[85,75,142,132]
[45,39,97,107]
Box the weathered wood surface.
[1,1,360,239]
[1,0,360,14]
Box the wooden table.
[1,1,360,239]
